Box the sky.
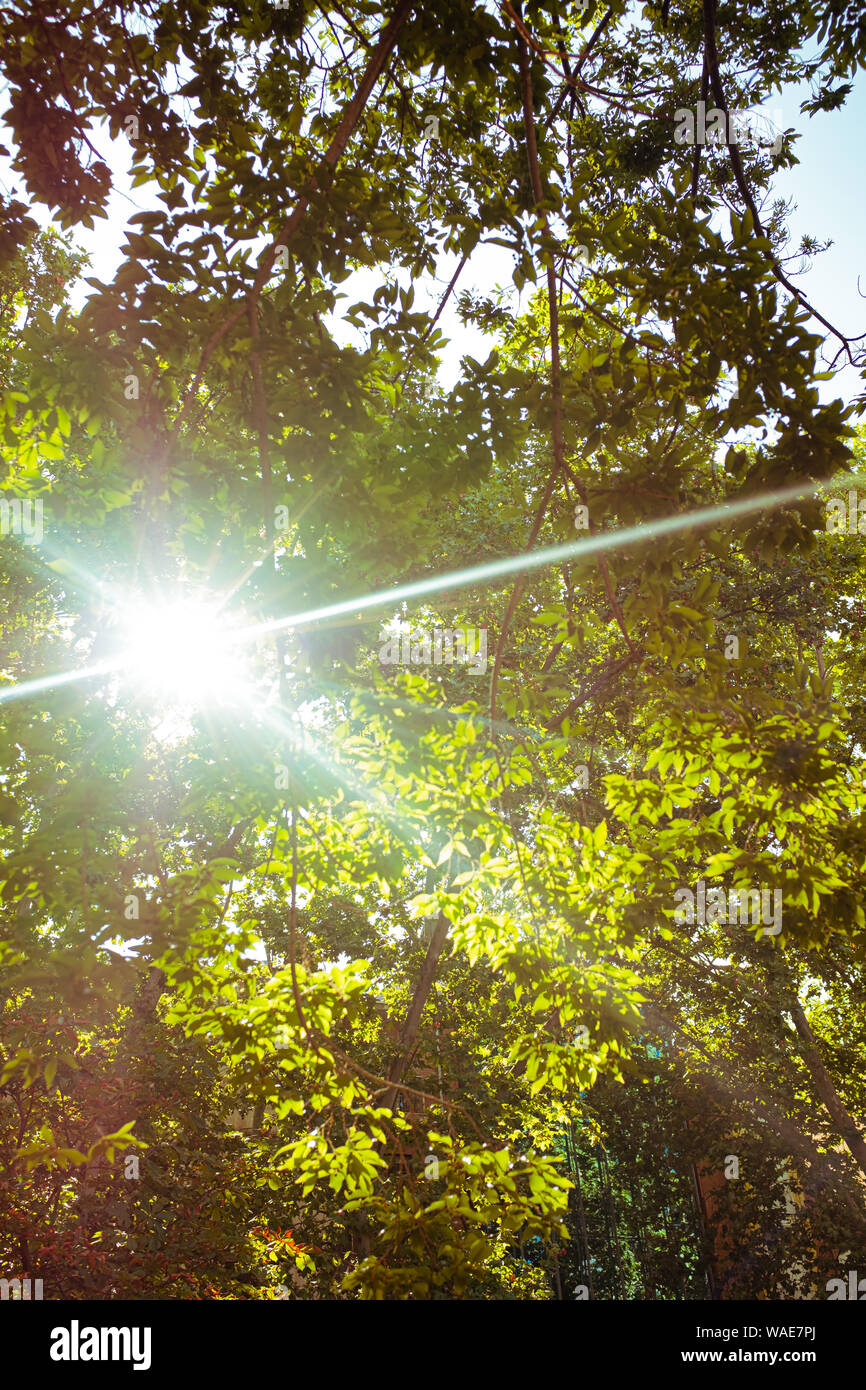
[765,76,866,403]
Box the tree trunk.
[380,911,449,1111]
[787,992,866,1177]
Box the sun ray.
[0,475,858,711]
[243,477,850,643]
[0,660,119,706]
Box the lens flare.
[117,598,246,707]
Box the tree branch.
[489,20,567,730]
[701,0,865,365]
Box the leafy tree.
[1,0,866,1300]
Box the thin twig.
[489,22,567,731]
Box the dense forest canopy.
[1,0,866,1303]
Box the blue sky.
[769,77,866,403]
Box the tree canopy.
[1,0,866,1302]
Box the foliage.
[1,0,866,1299]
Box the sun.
[116,595,250,708]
